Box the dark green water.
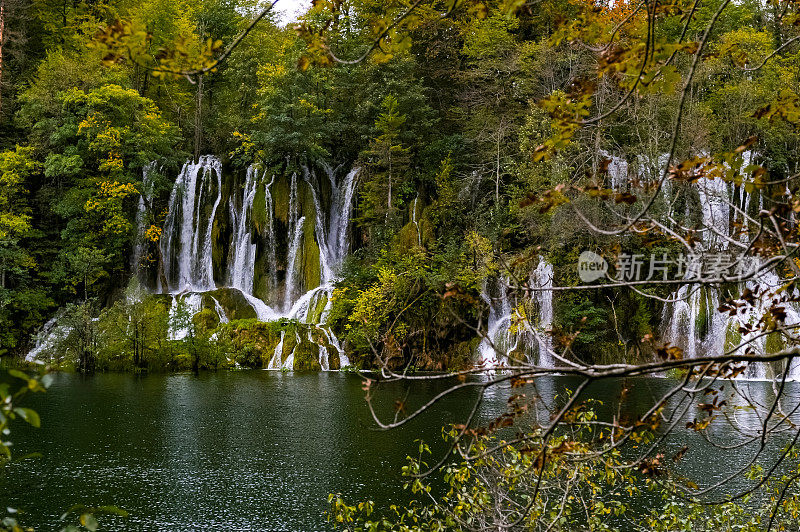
[0,371,503,531]
[2,371,798,530]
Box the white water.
[268,332,286,369]
[476,257,554,369]
[168,293,203,340]
[477,277,513,368]
[264,175,278,291]
[228,165,261,294]
[211,297,229,324]
[530,259,554,366]
[284,216,306,313]
[161,156,223,292]
[25,316,70,362]
[412,197,423,247]
[37,158,361,369]
[661,151,800,379]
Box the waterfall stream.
[161,156,223,293]
[228,165,260,294]
[654,151,800,380]
[155,158,361,368]
[476,257,554,369]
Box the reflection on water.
[2,372,798,530]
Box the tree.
[0,146,47,352]
[361,95,411,224]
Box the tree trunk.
[387,148,392,213]
[495,132,501,205]
[194,74,203,162]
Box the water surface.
[3,371,798,530]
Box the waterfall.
[530,259,554,366]
[228,165,260,293]
[282,331,300,369]
[477,277,517,368]
[168,293,203,340]
[264,176,278,290]
[315,328,330,371]
[274,165,359,318]
[268,332,285,369]
[137,158,362,369]
[318,325,349,367]
[211,297,229,324]
[697,176,730,249]
[25,316,71,362]
[476,257,555,369]
[663,270,800,379]
[304,172,333,285]
[284,216,306,313]
[660,151,800,379]
[412,197,423,247]
[605,153,628,191]
[161,156,223,292]
[327,167,360,269]
[243,291,279,321]
[302,165,359,286]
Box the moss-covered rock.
[307,292,328,324]
[204,288,258,320]
[301,215,321,292]
[193,308,220,335]
[220,319,286,367]
[696,288,710,340]
[766,330,785,354]
[293,331,322,371]
[724,322,742,352]
[272,173,291,224]
[252,179,268,234]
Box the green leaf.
[93,505,128,518]
[80,513,99,531]
[13,408,40,428]
[7,369,30,382]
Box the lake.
[2,371,798,530]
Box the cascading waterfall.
[660,151,800,379]
[161,156,223,293]
[264,175,278,290]
[604,152,628,191]
[168,293,203,340]
[211,297,229,324]
[284,216,306,313]
[30,157,361,368]
[228,165,260,294]
[696,174,731,250]
[327,167,360,268]
[476,257,554,369]
[530,259,554,366]
[25,316,70,362]
[268,332,286,369]
[305,172,333,285]
[477,277,513,368]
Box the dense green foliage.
[1,0,799,372]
